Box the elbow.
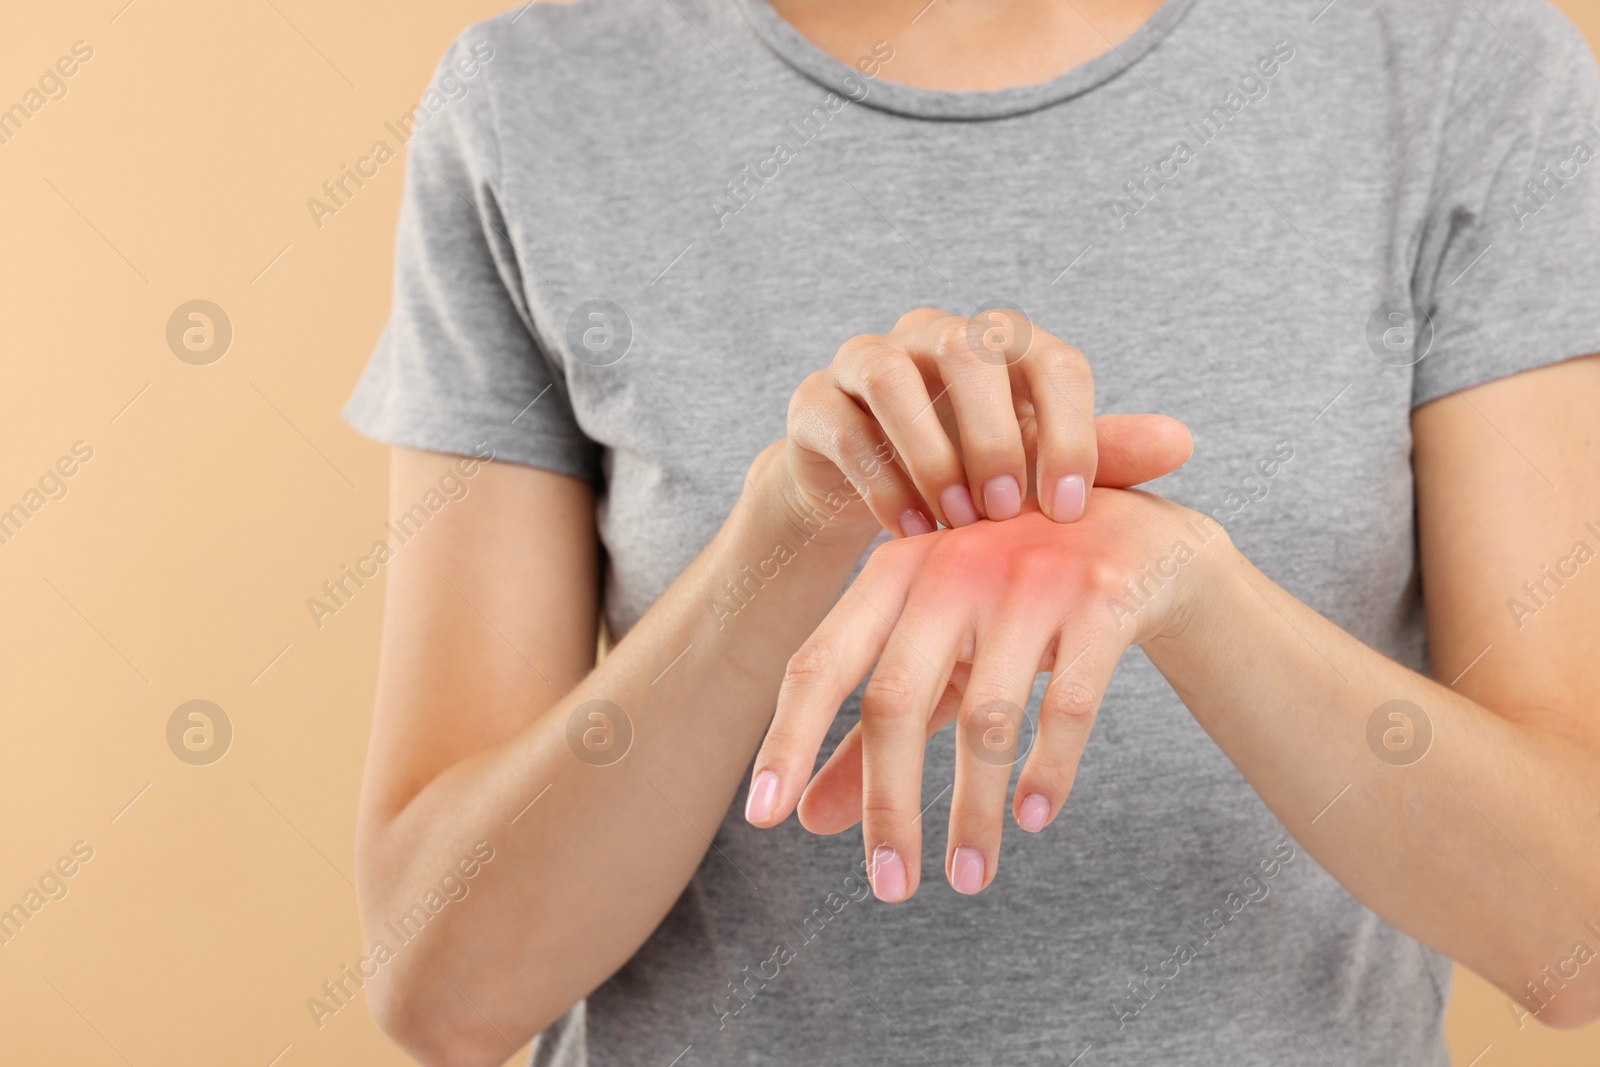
[1495,945,1600,1030]
[354,837,569,1062]
[367,966,515,1067]
[354,837,510,1065]
[364,947,574,1067]
[1526,986,1600,1030]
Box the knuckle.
[962,689,1020,725]
[783,644,838,691]
[1020,755,1069,787]
[1039,339,1090,373]
[855,351,919,403]
[861,796,915,828]
[786,371,830,422]
[933,319,978,364]
[1014,545,1060,583]
[963,700,1024,752]
[1044,677,1098,723]
[862,664,922,714]
[893,306,945,333]
[1034,342,1094,401]
[829,419,881,463]
[799,367,832,393]
[1081,558,1124,599]
[835,333,882,365]
[756,727,799,761]
[964,422,1020,454]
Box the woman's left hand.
[742,487,1232,902]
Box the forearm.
[358,458,875,1063]
[1145,537,1600,1024]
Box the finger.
[1021,337,1097,523]
[860,609,966,902]
[1013,633,1127,834]
[804,611,1047,832]
[788,372,939,537]
[831,338,972,530]
[948,628,1051,894]
[893,309,1028,522]
[1090,414,1194,488]
[798,721,866,834]
[746,538,931,828]
[797,665,968,835]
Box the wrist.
[1135,506,1239,653]
[697,447,878,686]
[744,440,882,556]
[728,442,879,569]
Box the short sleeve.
[342,34,602,484]
[1412,1,1600,408]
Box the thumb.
[1091,413,1193,488]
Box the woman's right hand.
[783,307,1194,538]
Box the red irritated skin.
[743,488,1224,902]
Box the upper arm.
[357,446,600,830]
[1412,354,1600,747]
[1406,7,1600,750]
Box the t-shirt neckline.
[734,0,1200,121]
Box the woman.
[342,0,1600,1064]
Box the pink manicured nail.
[951,846,985,894]
[871,845,908,902]
[744,770,779,824]
[939,484,979,527]
[898,508,933,537]
[1051,474,1086,522]
[982,475,1021,520]
[1018,793,1051,833]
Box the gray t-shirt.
[344,0,1600,1063]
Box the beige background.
[0,1,1596,1064]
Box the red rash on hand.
[748,487,1227,902]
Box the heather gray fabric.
[343,0,1600,1062]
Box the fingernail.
[898,508,933,537]
[939,484,979,527]
[951,846,985,894]
[1051,474,1086,522]
[871,845,908,902]
[1018,793,1052,833]
[982,475,1021,520]
[744,770,779,824]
